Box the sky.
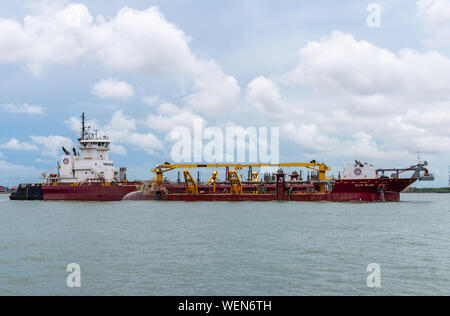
[0,0,449,186]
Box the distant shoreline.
[407,188,450,193]
[404,192,450,194]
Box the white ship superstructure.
[51,113,125,184]
[341,161,376,179]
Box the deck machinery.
[123,161,434,202]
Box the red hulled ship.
[41,113,142,201]
[11,113,142,201]
[10,113,434,202]
[123,161,434,202]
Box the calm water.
[0,193,449,296]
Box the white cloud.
[281,123,340,154]
[143,95,162,107]
[1,135,77,159]
[246,76,301,121]
[281,31,450,103]
[0,152,3,158]
[30,135,74,158]
[245,30,450,160]
[92,78,135,100]
[2,103,44,115]
[128,133,164,155]
[183,62,241,116]
[65,111,164,156]
[0,3,192,73]
[417,0,450,48]
[101,110,163,156]
[1,138,38,151]
[0,3,240,116]
[103,110,137,140]
[403,104,450,135]
[0,3,93,75]
[0,160,41,183]
[110,144,127,156]
[146,102,207,133]
[66,107,203,155]
[64,115,99,133]
[418,0,450,28]
[65,116,82,133]
[90,6,198,76]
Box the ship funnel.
[62,146,70,155]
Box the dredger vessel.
[123,160,434,202]
[10,113,434,202]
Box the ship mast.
[81,112,86,141]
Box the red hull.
[124,191,401,202]
[42,183,140,201]
[123,178,416,202]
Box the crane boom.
[151,162,331,191]
[152,162,329,172]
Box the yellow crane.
[228,169,243,194]
[207,171,219,193]
[183,170,198,194]
[151,162,331,193]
